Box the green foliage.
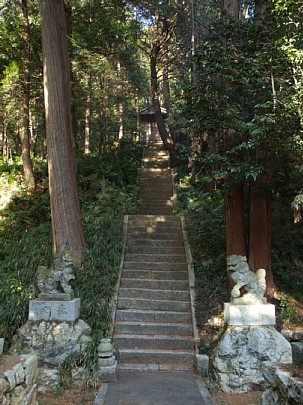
[0,140,141,347]
[174,157,228,338]
[279,292,299,324]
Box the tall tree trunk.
[225,184,247,257]
[84,72,92,154]
[150,42,173,150]
[21,0,35,190]
[248,177,274,296]
[222,0,243,253]
[248,0,276,298]
[39,0,87,260]
[162,41,171,117]
[222,0,239,18]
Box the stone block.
[98,356,116,368]
[22,355,38,386]
[36,368,60,394]
[29,298,80,321]
[291,342,303,367]
[13,363,25,385]
[195,354,209,377]
[95,362,117,383]
[4,369,16,390]
[224,303,275,326]
[38,292,74,301]
[0,378,8,396]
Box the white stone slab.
[224,303,275,326]
[29,298,80,322]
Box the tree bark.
[84,72,92,154]
[222,0,246,264]
[150,41,173,150]
[222,0,240,18]
[248,177,274,296]
[225,184,247,256]
[21,0,35,190]
[39,0,87,259]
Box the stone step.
[120,278,188,290]
[138,210,174,215]
[126,246,185,255]
[119,287,190,301]
[127,222,181,231]
[127,233,183,241]
[140,194,173,198]
[138,207,174,213]
[124,254,186,263]
[117,362,194,372]
[123,262,188,271]
[143,163,169,169]
[117,348,195,366]
[122,269,188,280]
[139,201,173,207]
[117,297,191,312]
[139,181,172,186]
[139,171,172,177]
[140,188,172,191]
[114,334,194,351]
[143,152,168,156]
[142,159,168,163]
[127,228,180,237]
[128,215,179,223]
[115,309,192,323]
[142,156,169,160]
[126,239,184,248]
[114,321,192,336]
[140,171,170,175]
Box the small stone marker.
[95,338,117,382]
[0,337,4,355]
[195,353,209,377]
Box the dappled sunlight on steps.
[113,141,196,372]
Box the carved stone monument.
[10,251,92,393]
[212,255,292,393]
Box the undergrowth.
[172,145,303,354]
[0,139,142,360]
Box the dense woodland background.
[0,0,303,378]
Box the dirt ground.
[212,390,262,405]
[37,386,98,404]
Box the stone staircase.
[113,141,196,371]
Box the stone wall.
[262,361,303,405]
[212,325,292,393]
[0,354,38,404]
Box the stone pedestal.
[29,298,80,322]
[224,303,276,326]
[211,303,292,393]
[95,361,117,383]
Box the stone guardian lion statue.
[227,255,267,305]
